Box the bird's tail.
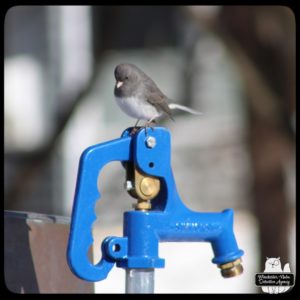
[168,103,203,115]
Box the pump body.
[67,127,244,282]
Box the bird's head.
[114,63,141,91]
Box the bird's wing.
[142,75,174,119]
[146,92,173,118]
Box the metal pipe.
[125,268,154,293]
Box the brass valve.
[124,162,160,211]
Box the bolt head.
[140,177,157,196]
[146,136,156,148]
[125,180,133,191]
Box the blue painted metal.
[67,127,244,281]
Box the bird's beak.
[116,81,123,88]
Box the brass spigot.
[218,258,243,278]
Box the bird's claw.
[129,121,157,136]
[145,121,156,135]
[129,127,140,136]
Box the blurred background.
[4,5,295,293]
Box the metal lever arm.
[67,135,131,281]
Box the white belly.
[115,96,161,121]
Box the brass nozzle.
[218,258,243,278]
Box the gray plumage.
[114,63,202,123]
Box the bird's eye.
[125,76,129,80]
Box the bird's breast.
[115,96,161,120]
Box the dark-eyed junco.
[114,63,202,127]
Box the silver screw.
[124,180,134,191]
[146,136,156,148]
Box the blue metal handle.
[67,135,131,281]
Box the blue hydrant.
[67,127,244,283]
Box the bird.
[114,63,202,129]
